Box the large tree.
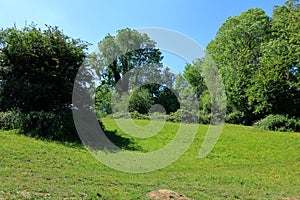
[93,29,180,115]
[0,25,88,112]
[206,8,271,124]
[93,28,163,94]
[248,0,300,117]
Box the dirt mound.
[147,189,192,200]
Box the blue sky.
[0,0,286,72]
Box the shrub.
[129,88,153,114]
[18,110,80,142]
[168,109,182,123]
[253,114,300,132]
[130,111,150,120]
[198,109,211,124]
[149,112,167,121]
[113,112,131,119]
[168,109,199,124]
[112,110,200,124]
[226,110,245,124]
[112,111,152,120]
[0,110,21,130]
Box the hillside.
[0,119,299,199]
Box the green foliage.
[154,86,180,114]
[248,1,300,117]
[167,109,182,123]
[182,56,227,125]
[130,111,150,120]
[0,24,88,142]
[206,8,271,124]
[206,1,300,125]
[113,111,150,120]
[167,109,199,124]
[92,28,163,94]
[198,92,212,124]
[129,87,153,114]
[93,29,180,116]
[225,110,245,124]
[95,84,112,117]
[113,111,169,121]
[253,114,300,132]
[0,110,20,130]
[112,109,201,124]
[18,110,80,142]
[0,24,88,112]
[183,64,206,98]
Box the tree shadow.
[77,119,143,153]
[103,128,142,151]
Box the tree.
[0,24,88,141]
[92,29,180,115]
[181,57,226,124]
[183,63,206,98]
[206,8,271,124]
[129,87,153,114]
[0,25,88,112]
[95,83,112,117]
[93,28,163,94]
[248,0,300,117]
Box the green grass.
[0,118,299,199]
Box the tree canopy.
[182,0,299,126]
[0,25,88,112]
[92,28,180,116]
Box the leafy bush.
[226,110,245,124]
[168,109,182,123]
[149,112,167,121]
[168,109,199,124]
[18,110,80,142]
[253,114,300,132]
[129,88,153,114]
[113,111,150,120]
[198,110,211,124]
[112,109,200,124]
[112,112,131,119]
[130,111,150,120]
[0,110,21,130]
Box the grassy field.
[0,118,299,199]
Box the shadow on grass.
[17,120,142,152]
[103,128,142,151]
[83,119,143,152]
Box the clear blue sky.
[0,0,286,72]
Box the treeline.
[93,1,300,132]
[0,0,299,142]
[204,0,300,131]
[0,25,88,141]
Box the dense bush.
[167,109,200,124]
[111,109,203,124]
[149,112,167,121]
[113,111,150,120]
[0,25,87,113]
[18,110,80,142]
[253,114,300,132]
[226,111,245,124]
[0,110,20,130]
[168,110,181,123]
[130,111,150,120]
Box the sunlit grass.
[0,119,299,199]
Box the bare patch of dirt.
[282,198,298,200]
[147,189,192,200]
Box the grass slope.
[0,118,299,199]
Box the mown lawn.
[0,118,299,199]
